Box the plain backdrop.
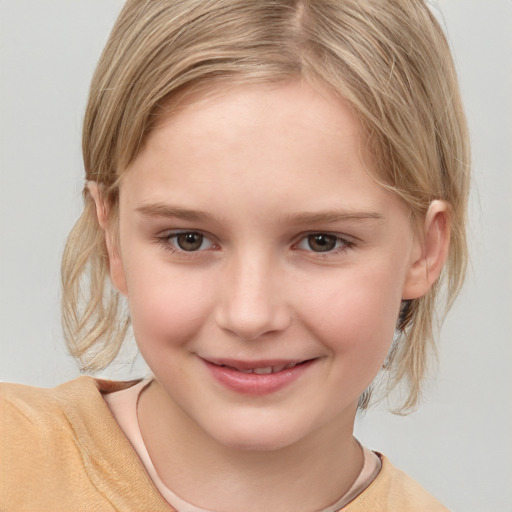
[1,1,511,510]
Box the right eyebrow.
[136,203,214,222]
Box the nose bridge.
[216,248,290,340]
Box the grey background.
[1,1,511,510]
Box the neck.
[138,380,362,512]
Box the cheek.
[123,257,215,350]
[298,263,404,359]
[302,283,401,399]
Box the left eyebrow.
[284,209,384,225]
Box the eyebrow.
[137,202,383,224]
[284,210,384,224]
[136,203,214,222]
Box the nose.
[215,253,292,340]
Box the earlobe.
[402,200,451,300]
[87,182,128,296]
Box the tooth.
[285,362,297,369]
[253,367,273,375]
[238,368,253,374]
[271,365,287,373]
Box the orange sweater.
[0,377,449,512]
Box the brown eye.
[176,232,204,251]
[307,234,337,252]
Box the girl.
[1,0,470,510]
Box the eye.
[164,231,215,252]
[295,233,352,253]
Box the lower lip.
[203,360,315,395]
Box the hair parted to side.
[61,0,470,412]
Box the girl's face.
[109,80,428,451]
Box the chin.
[207,416,311,453]
[219,432,298,453]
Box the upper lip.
[201,357,314,371]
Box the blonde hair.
[62,0,470,412]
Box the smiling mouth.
[206,358,316,375]
[217,361,308,375]
[203,358,316,394]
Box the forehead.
[120,80,406,222]
[131,79,369,176]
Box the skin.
[90,79,449,511]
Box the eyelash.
[156,231,355,257]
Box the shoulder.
[0,376,142,428]
[1,375,95,409]
[0,377,112,490]
[1,376,98,436]
[0,376,149,458]
[1,377,171,512]
[342,454,449,512]
[0,376,117,441]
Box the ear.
[402,200,451,300]
[87,182,128,296]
